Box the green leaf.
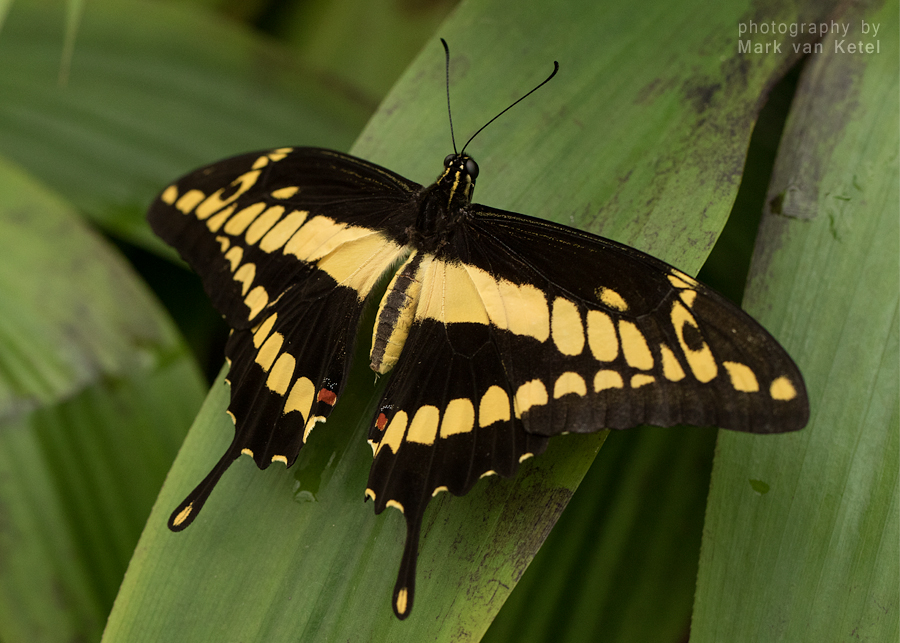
[0,156,206,642]
[0,0,370,249]
[104,0,850,642]
[693,1,899,640]
[272,0,458,102]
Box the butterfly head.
[437,153,479,205]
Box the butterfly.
[148,40,809,620]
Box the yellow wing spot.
[432,486,449,497]
[224,202,267,236]
[172,503,193,527]
[317,233,404,298]
[415,259,490,325]
[365,488,376,500]
[668,274,691,289]
[260,210,308,253]
[266,352,296,396]
[586,310,619,362]
[680,290,697,308]
[377,410,408,457]
[303,415,325,442]
[495,279,550,342]
[195,170,261,219]
[233,263,256,296]
[439,261,491,325]
[631,373,655,388]
[253,314,277,348]
[554,371,587,398]
[268,148,293,161]
[175,189,206,214]
[395,588,409,615]
[226,410,236,424]
[723,361,759,393]
[244,285,269,321]
[479,386,511,427]
[770,376,797,401]
[440,398,475,437]
[255,332,283,371]
[205,203,236,232]
[519,453,534,463]
[285,376,315,421]
[406,405,440,445]
[245,206,285,245]
[224,246,243,272]
[464,267,550,341]
[241,448,254,457]
[659,344,686,381]
[671,301,718,383]
[214,235,230,253]
[594,369,624,391]
[284,216,404,296]
[271,455,288,465]
[551,297,585,356]
[251,156,269,169]
[618,321,654,370]
[386,500,405,514]
[598,287,629,311]
[513,379,548,418]
[480,470,497,479]
[670,269,698,287]
[271,186,300,199]
[161,185,178,205]
[283,216,357,261]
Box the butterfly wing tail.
[168,441,241,531]
[392,513,423,620]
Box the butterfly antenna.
[460,58,559,155]
[441,38,458,154]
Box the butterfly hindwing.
[148,148,419,529]
[366,260,551,617]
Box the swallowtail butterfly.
[149,40,808,619]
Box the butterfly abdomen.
[371,252,426,374]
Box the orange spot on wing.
[317,389,337,406]
[376,413,388,431]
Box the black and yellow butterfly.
[149,45,808,620]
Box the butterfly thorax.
[370,155,479,374]
[408,154,478,255]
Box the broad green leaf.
[274,0,458,102]
[0,0,370,249]
[104,0,842,641]
[693,1,899,640]
[484,426,717,642]
[0,156,206,642]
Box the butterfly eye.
[443,154,456,168]
[464,158,479,179]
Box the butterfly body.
[150,142,807,619]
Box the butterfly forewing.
[461,206,810,433]
[148,148,419,529]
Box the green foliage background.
[0,0,895,641]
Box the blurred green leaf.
[272,0,459,103]
[0,156,206,642]
[0,0,370,249]
[693,1,899,640]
